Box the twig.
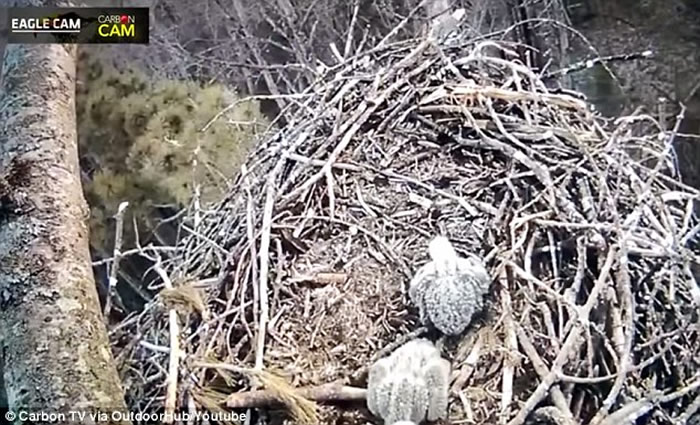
[103,201,129,318]
[225,383,367,408]
[500,266,517,424]
[92,245,177,266]
[450,333,483,393]
[516,325,574,420]
[153,258,181,424]
[343,0,360,59]
[543,50,653,79]
[255,132,311,370]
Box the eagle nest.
[110,37,700,425]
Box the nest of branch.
[110,38,700,425]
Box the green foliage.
[77,58,267,251]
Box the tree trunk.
[0,41,131,424]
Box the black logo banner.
[8,7,149,44]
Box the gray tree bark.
[0,41,131,424]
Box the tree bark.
[0,42,131,423]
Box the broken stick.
[225,383,367,408]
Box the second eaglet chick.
[409,236,491,335]
[367,339,450,424]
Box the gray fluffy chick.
[367,339,450,424]
[409,236,491,335]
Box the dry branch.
[225,384,367,408]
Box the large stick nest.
[111,38,700,425]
